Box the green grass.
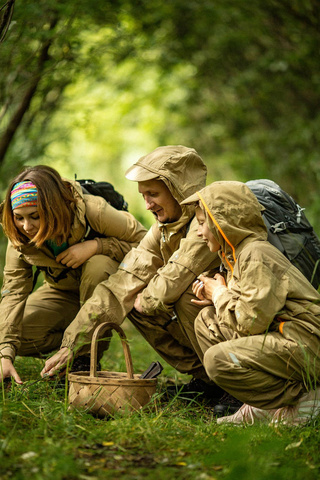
[1,322,320,480]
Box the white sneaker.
[271,388,320,426]
[217,403,276,425]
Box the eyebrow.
[13,210,38,216]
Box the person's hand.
[133,293,145,314]
[191,273,226,306]
[40,347,73,377]
[56,241,98,269]
[0,357,23,384]
[191,278,213,306]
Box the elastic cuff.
[60,342,75,352]
[0,345,16,362]
[94,237,103,255]
[211,285,228,307]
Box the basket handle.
[89,322,134,379]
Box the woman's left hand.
[56,240,98,269]
[40,347,73,377]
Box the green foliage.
[1,325,320,480]
[1,0,320,232]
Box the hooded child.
[182,180,320,425]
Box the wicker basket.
[68,322,158,417]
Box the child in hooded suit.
[182,181,320,425]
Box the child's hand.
[191,273,226,306]
[191,279,213,307]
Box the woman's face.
[196,206,221,253]
[13,206,40,239]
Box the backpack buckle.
[270,222,288,233]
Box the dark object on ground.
[165,378,225,403]
[140,361,163,379]
[213,392,243,417]
[56,355,101,388]
[70,355,101,373]
[1,377,12,391]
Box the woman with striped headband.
[0,165,146,384]
[182,181,320,426]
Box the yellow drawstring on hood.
[197,191,237,279]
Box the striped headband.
[11,181,38,210]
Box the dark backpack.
[246,179,320,289]
[76,178,129,242]
[76,179,128,212]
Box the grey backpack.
[246,179,320,289]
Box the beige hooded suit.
[0,181,146,361]
[60,146,220,378]
[183,181,320,409]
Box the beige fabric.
[192,181,320,409]
[17,284,80,357]
[17,255,119,358]
[196,307,315,409]
[125,146,207,202]
[0,181,146,361]
[128,284,213,379]
[61,146,220,378]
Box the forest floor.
[1,322,320,480]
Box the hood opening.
[197,190,237,278]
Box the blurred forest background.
[0,0,319,275]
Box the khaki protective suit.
[184,181,320,409]
[0,181,146,362]
[60,146,220,378]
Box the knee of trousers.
[194,313,203,337]
[194,309,207,337]
[203,344,230,386]
[194,306,216,336]
[81,255,119,287]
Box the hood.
[125,145,207,203]
[182,181,268,261]
[66,179,87,245]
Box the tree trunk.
[0,17,57,164]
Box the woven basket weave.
[68,322,157,417]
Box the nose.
[145,196,155,211]
[197,225,203,237]
[23,218,35,232]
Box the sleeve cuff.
[0,345,16,362]
[212,285,228,307]
[94,238,103,255]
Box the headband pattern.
[11,181,38,210]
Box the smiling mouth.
[152,209,163,217]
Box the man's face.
[138,179,182,223]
